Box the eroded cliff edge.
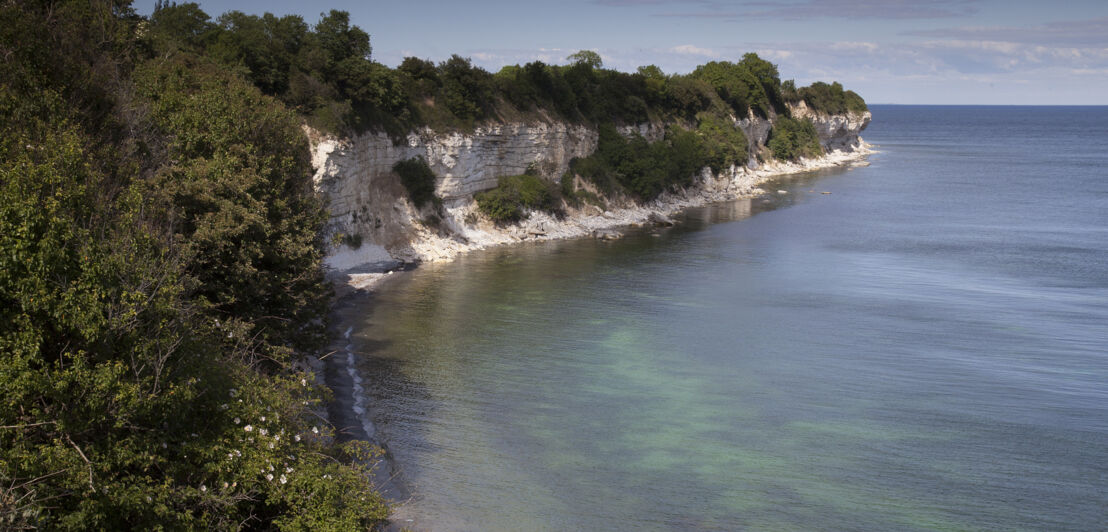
[310,105,871,276]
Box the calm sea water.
[349,106,1108,531]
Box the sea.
[344,106,1108,531]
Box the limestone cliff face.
[788,101,872,151]
[310,109,870,269]
[736,109,774,162]
[310,123,597,267]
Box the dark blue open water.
[351,106,1108,530]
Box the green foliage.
[664,76,719,120]
[780,79,799,104]
[797,81,868,114]
[147,4,407,135]
[572,125,706,200]
[738,52,786,114]
[567,50,603,69]
[144,5,866,138]
[439,55,494,122]
[768,116,823,161]
[149,1,215,51]
[133,53,330,354]
[569,113,751,200]
[399,56,442,96]
[0,2,386,528]
[393,156,439,208]
[690,60,771,117]
[475,174,560,223]
[697,113,749,173]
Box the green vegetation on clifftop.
[144,2,865,135]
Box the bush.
[438,55,493,122]
[798,81,868,114]
[393,156,438,208]
[572,124,716,200]
[690,61,770,117]
[697,113,749,172]
[768,116,823,161]
[475,173,560,223]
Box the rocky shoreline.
[328,141,873,292]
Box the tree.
[567,50,603,69]
[314,10,370,66]
[438,55,493,121]
[150,1,214,50]
[739,52,785,113]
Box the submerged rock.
[647,212,675,227]
[593,229,623,240]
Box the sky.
[133,0,1108,105]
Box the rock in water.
[592,229,623,240]
[648,212,675,227]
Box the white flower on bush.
[266,473,274,482]
[244,425,253,432]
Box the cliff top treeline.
[146,2,867,135]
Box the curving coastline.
[312,112,872,528]
[316,138,874,530]
[329,140,873,292]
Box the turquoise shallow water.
[350,106,1108,531]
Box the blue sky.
[133,0,1108,104]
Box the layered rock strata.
[310,108,871,273]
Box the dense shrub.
[797,81,868,114]
[690,61,771,117]
[439,54,494,122]
[393,156,439,208]
[697,113,750,172]
[768,116,823,161]
[475,173,560,223]
[572,125,708,200]
[0,2,386,528]
[148,3,407,134]
[134,53,331,353]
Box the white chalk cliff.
[310,105,872,274]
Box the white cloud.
[905,16,1108,46]
[828,42,879,52]
[670,44,719,56]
